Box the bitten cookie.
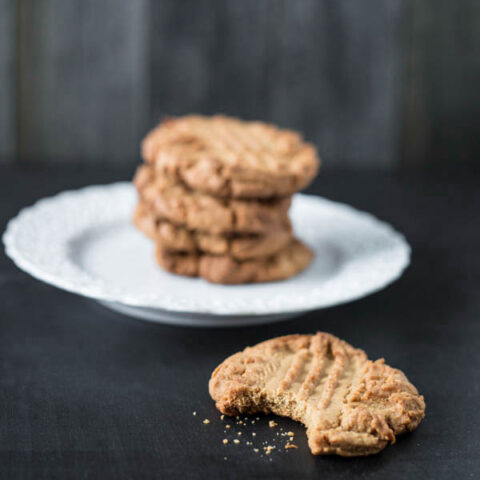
[141,115,320,199]
[209,332,425,456]
[134,165,291,235]
[134,202,293,260]
[156,239,313,284]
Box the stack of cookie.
[133,115,319,284]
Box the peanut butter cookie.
[134,202,292,260]
[156,239,313,284]
[134,165,291,235]
[209,333,425,456]
[141,115,320,199]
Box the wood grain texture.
[18,0,149,164]
[266,0,404,169]
[150,0,404,169]
[0,0,16,162]
[5,0,479,168]
[403,0,480,167]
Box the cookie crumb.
[224,456,227,460]
[254,448,259,453]
[192,411,197,416]
[269,420,278,428]
[233,439,240,444]
[220,415,225,420]
[285,442,298,449]
[287,431,294,437]
[203,419,210,424]
[223,439,228,445]
[226,424,231,429]
[237,432,242,436]
[252,432,256,436]
[264,445,275,455]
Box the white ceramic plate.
[3,183,410,327]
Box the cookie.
[141,115,320,199]
[155,239,313,284]
[209,332,425,456]
[133,201,158,239]
[134,202,293,260]
[134,165,291,235]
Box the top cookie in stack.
[133,115,320,284]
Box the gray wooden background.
[0,0,478,169]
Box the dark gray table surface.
[1,165,479,480]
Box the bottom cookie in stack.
[156,239,313,285]
[134,201,313,284]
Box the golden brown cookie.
[209,333,425,456]
[133,202,158,239]
[156,239,313,284]
[141,115,320,199]
[134,202,293,260]
[134,165,291,235]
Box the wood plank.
[14,0,478,169]
[149,0,271,122]
[264,0,403,169]
[18,0,149,164]
[0,0,16,162]
[150,0,403,169]
[403,0,480,167]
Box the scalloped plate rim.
[2,182,411,317]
